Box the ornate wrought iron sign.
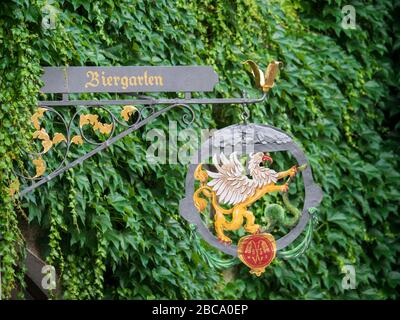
[12,61,322,277]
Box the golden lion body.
[193,164,296,243]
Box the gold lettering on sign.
[144,71,148,85]
[84,69,164,90]
[107,76,113,86]
[85,71,99,88]
[129,76,137,86]
[101,72,107,86]
[154,75,163,86]
[121,76,129,89]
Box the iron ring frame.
[179,123,323,257]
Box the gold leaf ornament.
[32,157,46,178]
[244,60,282,92]
[80,114,112,135]
[33,128,53,153]
[71,135,83,145]
[33,128,50,140]
[31,107,47,130]
[32,128,66,153]
[9,178,20,197]
[121,105,138,121]
[92,120,103,131]
[52,132,67,145]
[79,114,99,127]
[99,123,113,134]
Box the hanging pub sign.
[13,60,322,281]
[179,61,323,276]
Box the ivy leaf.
[387,272,400,288]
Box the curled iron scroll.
[16,103,195,196]
[179,123,323,257]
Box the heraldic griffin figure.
[193,152,297,243]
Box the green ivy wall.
[0,0,399,299]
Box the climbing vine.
[0,2,42,297]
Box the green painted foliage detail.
[0,0,399,299]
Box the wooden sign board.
[40,66,219,93]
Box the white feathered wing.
[206,152,278,206]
